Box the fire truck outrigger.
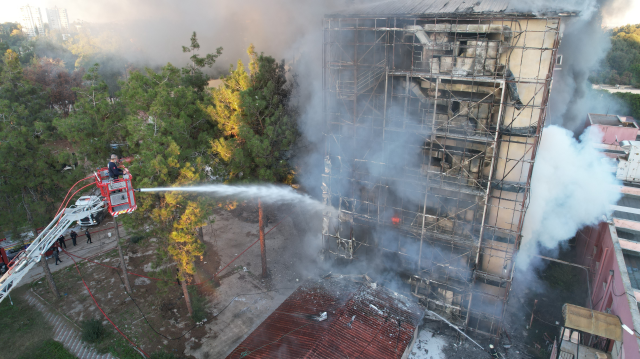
[0,165,137,303]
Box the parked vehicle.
[75,196,107,226]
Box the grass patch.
[0,287,54,359]
[108,338,145,359]
[18,339,77,359]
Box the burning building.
[321,0,568,337]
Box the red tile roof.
[226,277,424,358]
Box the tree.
[54,64,125,164]
[0,50,82,233]
[24,57,84,116]
[181,31,222,95]
[210,44,298,183]
[118,57,218,316]
[209,45,298,277]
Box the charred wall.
[321,14,561,336]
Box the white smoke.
[516,125,621,270]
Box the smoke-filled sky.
[3,0,639,26]
[3,0,355,70]
[3,0,639,68]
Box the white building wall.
[20,5,44,38]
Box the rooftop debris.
[226,276,424,358]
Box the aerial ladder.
[0,165,137,303]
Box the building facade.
[46,7,69,31]
[321,0,566,337]
[575,114,640,358]
[20,5,44,38]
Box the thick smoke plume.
[517,126,621,269]
[513,0,631,271]
[50,0,352,72]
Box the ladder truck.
[0,165,137,303]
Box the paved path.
[24,291,115,359]
[21,221,127,288]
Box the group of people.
[49,155,123,266]
[51,228,93,265]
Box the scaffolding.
[321,5,562,337]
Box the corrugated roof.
[589,113,623,126]
[226,277,424,358]
[562,304,623,342]
[329,0,511,17]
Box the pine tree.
[118,60,217,316]
[210,45,298,183]
[54,64,125,164]
[0,49,82,233]
[181,31,223,95]
[209,45,298,278]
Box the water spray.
[134,184,334,212]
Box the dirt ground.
[30,200,324,358]
[26,196,581,359]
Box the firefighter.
[488,344,500,359]
[70,230,77,246]
[108,154,124,179]
[53,244,62,265]
[57,234,67,249]
[85,228,92,244]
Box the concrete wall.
[577,222,640,358]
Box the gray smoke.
[517,126,621,270]
[48,0,353,72]
[514,0,631,270]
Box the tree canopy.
[210,45,298,184]
[592,23,640,86]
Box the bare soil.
[30,200,323,358]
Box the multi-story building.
[575,114,640,358]
[20,5,44,38]
[46,7,69,31]
[321,0,569,338]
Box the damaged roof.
[329,0,510,17]
[226,277,424,358]
[327,0,577,17]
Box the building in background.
[322,0,568,338]
[46,7,69,31]
[575,113,640,358]
[20,5,44,38]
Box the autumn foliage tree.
[210,44,298,183]
[24,57,83,116]
[118,50,220,315]
[209,45,298,277]
[0,50,82,233]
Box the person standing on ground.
[70,230,77,246]
[53,244,62,265]
[85,229,92,244]
[57,234,66,249]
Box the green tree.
[595,24,640,86]
[54,64,125,164]
[0,50,82,233]
[209,45,298,278]
[210,45,298,184]
[118,59,218,315]
[181,31,222,95]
